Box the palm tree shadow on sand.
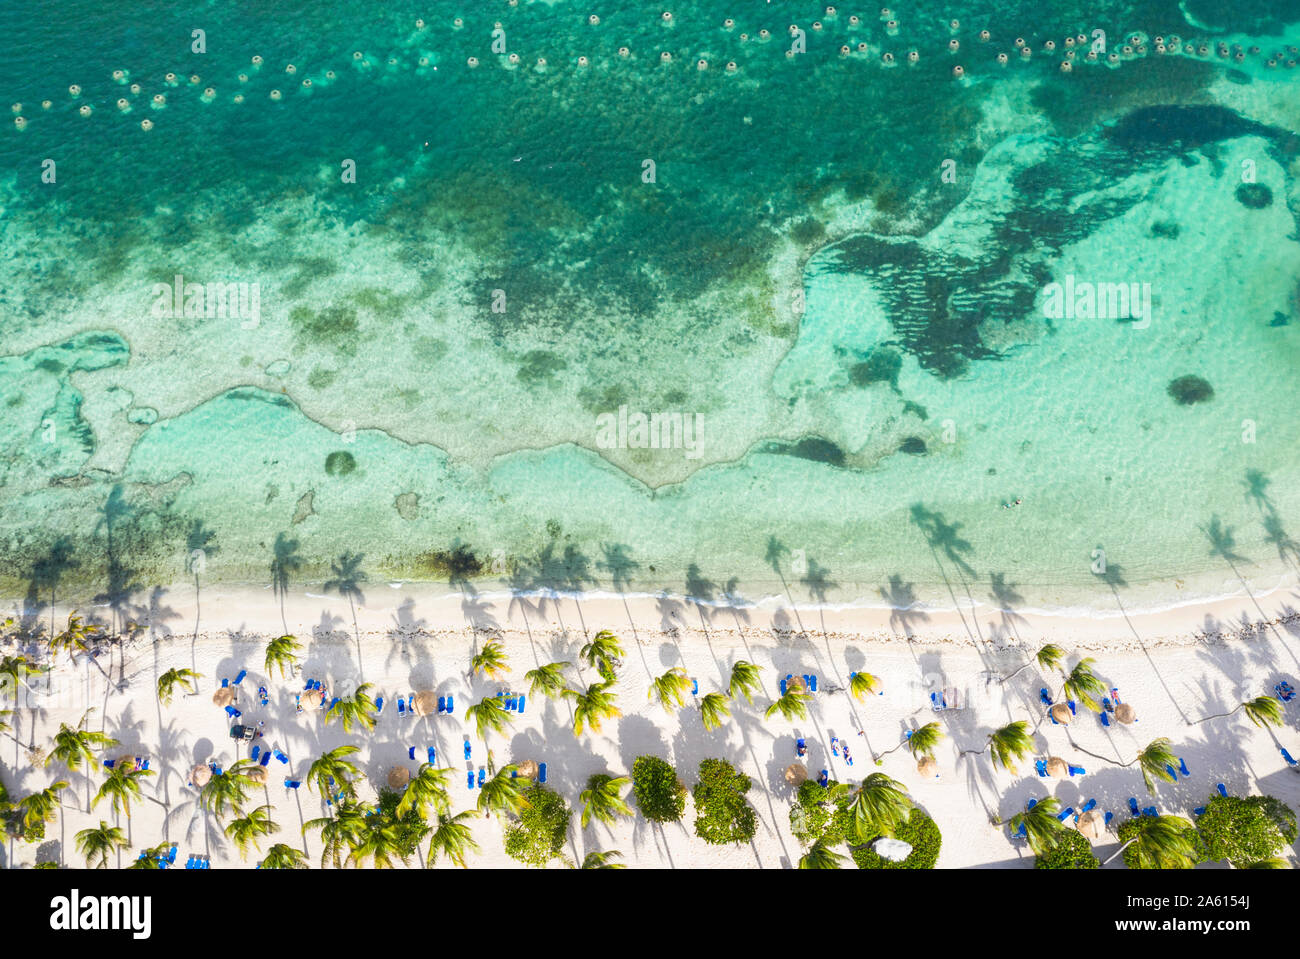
[269,533,303,636]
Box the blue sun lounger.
[1282,747,1298,766]
[409,746,417,760]
[234,670,246,685]
[103,759,115,769]
[1129,797,1140,816]
[1076,798,1097,822]
[210,763,222,775]
[221,678,229,688]
[375,697,383,714]
[438,696,446,714]
[779,678,787,696]
[518,694,525,713]
[167,845,177,864]
[692,678,699,695]
[1035,759,1047,777]
[251,745,260,760]
[817,769,829,788]
[397,698,406,715]
[1143,807,1157,817]
[809,675,817,692]
[1194,806,1206,816]
[225,705,241,718]
[1057,806,1075,822]
[258,686,269,706]
[327,697,340,713]
[259,751,271,767]
[446,693,454,712]
[1179,757,1190,777]
[428,747,436,764]
[467,770,475,790]
[1067,700,1076,715]
[1039,688,1052,706]
[1104,811,1113,827]
[1165,764,1178,781]
[1068,764,1085,777]
[464,740,472,760]
[477,767,486,787]
[1216,782,1228,798]
[796,738,807,757]
[538,762,547,784]
[284,779,300,789]
[274,749,288,764]
[1100,711,1111,727]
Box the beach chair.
[103,759,115,769]
[518,694,525,714]
[467,770,475,790]
[168,845,178,864]
[1039,688,1052,706]
[375,696,383,714]
[221,678,229,688]
[931,691,945,712]
[274,749,289,764]
[327,697,340,713]
[438,696,446,714]
[225,705,241,718]
[1194,807,1206,816]
[409,746,417,760]
[234,669,246,685]
[446,693,454,713]
[185,855,196,869]
[1068,764,1085,777]
[1104,811,1113,827]
[1165,764,1178,781]
[1076,799,1097,822]
[796,738,807,757]
[809,675,818,693]
[428,747,436,765]
[1048,709,1058,725]
[1129,797,1140,816]
[1035,759,1047,777]
[259,751,271,767]
[477,767,486,787]
[1102,696,1113,712]
[692,678,700,695]
[538,762,547,784]
[831,736,840,756]
[284,779,300,789]
[1143,807,1157,817]
[1067,700,1076,715]
[464,740,472,760]
[251,745,260,760]
[210,763,223,776]
[1282,747,1298,767]
[1057,807,1075,822]
[779,678,787,696]
[817,769,829,788]
[1216,782,1228,798]
[506,696,517,711]
[1178,757,1190,777]
[1111,687,1122,704]
[1100,711,1111,727]
[397,698,406,716]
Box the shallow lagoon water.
[2,2,1300,617]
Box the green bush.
[632,756,686,824]
[790,780,853,847]
[1247,795,1297,845]
[1196,796,1290,866]
[1035,829,1100,869]
[851,810,941,869]
[503,784,571,867]
[692,758,756,845]
[34,861,59,869]
[373,788,431,859]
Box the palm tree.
[0,654,38,700]
[1009,797,1068,855]
[1107,815,1199,869]
[848,773,912,841]
[464,695,513,746]
[964,720,1034,774]
[476,767,530,819]
[323,551,368,668]
[1194,694,1284,728]
[566,681,622,736]
[905,722,945,761]
[848,670,881,701]
[15,780,68,832]
[396,763,453,820]
[199,762,255,821]
[427,809,479,868]
[577,848,626,869]
[1001,643,1065,683]
[260,843,309,869]
[1245,857,1290,869]
[1132,738,1179,794]
[47,710,117,772]
[765,688,812,722]
[305,800,371,868]
[326,682,378,733]
[348,816,411,869]
[307,746,361,802]
[225,804,279,859]
[648,667,692,713]
[580,629,624,680]
[523,660,570,700]
[728,660,763,704]
[49,613,102,664]
[470,639,509,681]
[156,667,200,706]
[1062,658,1107,713]
[799,838,847,869]
[75,820,128,868]
[699,692,731,731]
[580,774,633,828]
[264,634,302,680]
[94,765,154,820]
[129,841,173,869]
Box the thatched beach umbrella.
[1045,757,1069,778]
[514,759,539,780]
[1077,809,1104,840]
[1049,703,1072,725]
[246,766,268,784]
[784,763,808,786]
[1115,703,1136,725]
[917,756,939,778]
[786,676,806,693]
[387,766,410,790]
[300,688,324,709]
[190,764,211,787]
[412,691,438,717]
[213,687,235,708]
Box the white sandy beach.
[3,579,1300,869]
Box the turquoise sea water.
[2,2,1300,617]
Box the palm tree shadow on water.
[323,551,368,680]
[184,520,218,689]
[907,503,992,667]
[270,533,303,637]
[27,535,77,641]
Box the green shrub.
[503,784,570,867]
[373,788,431,859]
[692,758,756,845]
[851,810,941,869]
[1035,829,1100,869]
[1196,796,1289,865]
[34,861,59,869]
[632,756,686,824]
[1247,795,1296,845]
[790,780,853,847]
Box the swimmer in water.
[1002,497,1024,509]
